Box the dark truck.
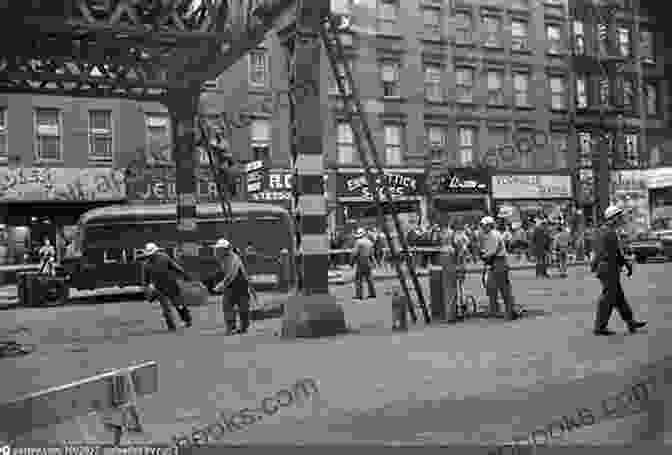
[628,218,672,263]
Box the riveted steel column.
[293,0,330,295]
[166,85,201,257]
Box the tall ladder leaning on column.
[196,115,233,223]
[320,16,431,324]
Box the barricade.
[0,361,158,445]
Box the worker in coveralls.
[480,216,516,320]
[213,238,252,335]
[590,205,647,336]
[352,228,377,300]
[141,242,193,331]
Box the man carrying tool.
[591,205,646,336]
[480,216,516,320]
[213,238,253,335]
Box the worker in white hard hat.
[590,205,646,336]
[480,215,516,320]
[351,227,376,300]
[212,238,252,335]
[141,242,193,331]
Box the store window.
[35,108,62,162]
[88,110,113,163]
[337,122,356,164]
[458,127,476,166]
[250,119,271,162]
[384,124,403,165]
[424,65,443,102]
[0,107,6,162]
[145,114,171,163]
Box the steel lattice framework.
[0,0,296,101]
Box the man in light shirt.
[480,216,516,320]
[352,228,376,300]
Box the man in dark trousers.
[591,205,647,336]
[532,219,551,278]
[213,238,252,335]
[142,242,193,331]
[352,228,376,300]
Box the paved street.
[1,262,671,446]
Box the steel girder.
[0,0,298,102]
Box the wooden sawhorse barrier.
[0,361,158,446]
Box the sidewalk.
[1,264,670,445]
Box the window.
[550,76,566,110]
[423,7,441,33]
[337,122,356,164]
[377,0,398,35]
[251,119,271,162]
[576,75,588,109]
[35,108,61,162]
[482,15,501,47]
[0,108,6,162]
[617,27,630,57]
[578,131,593,168]
[597,22,609,56]
[384,124,403,165]
[145,114,171,163]
[645,82,658,115]
[513,73,530,107]
[427,126,447,162]
[88,110,113,162]
[624,133,639,167]
[456,67,474,103]
[573,21,585,55]
[621,78,634,111]
[511,20,528,51]
[329,62,352,95]
[249,51,269,87]
[486,70,504,105]
[381,62,400,98]
[424,65,443,102]
[546,24,563,54]
[458,127,476,166]
[550,133,568,169]
[639,28,654,62]
[455,12,472,42]
[599,78,611,106]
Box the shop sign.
[0,167,125,202]
[249,170,293,203]
[125,167,219,203]
[337,171,425,200]
[647,167,672,189]
[431,168,489,195]
[492,174,572,199]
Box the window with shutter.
[35,108,61,162]
[514,73,529,107]
[456,68,474,103]
[550,76,567,110]
[89,110,113,163]
[424,65,443,102]
[458,127,476,166]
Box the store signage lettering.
[434,168,489,194]
[0,167,125,202]
[492,175,572,199]
[126,167,218,203]
[345,173,418,200]
[647,167,672,189]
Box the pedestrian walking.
[532,219,551,278]
[212,238,253,335]
[351,228,376,300]
[590,205,647,336]
[141,242,193,332]
[480,216,516,320]
[553,224,572,277]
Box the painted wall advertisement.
[0,167,125,202]
[125,167,219,203]
[491,175,572,200]
[610,170,649,233]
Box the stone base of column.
[281,294,348,339]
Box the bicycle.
[0,340,36,358]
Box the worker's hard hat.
[604,205,625,220]
[214,238,231,250]
[480,216,495,226]
[142,242,161,257]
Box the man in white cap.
[590,205,646,336]
[212,238,252,334]
[480,216,516,320]
[351,227,376,300]
[141,242,193,331]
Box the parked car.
[628,218,672,263]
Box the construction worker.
[352,227,376,300]
[591,205,647,336]
[480,216,516,320]
[141,242,193,331]
[213,238,252,335]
